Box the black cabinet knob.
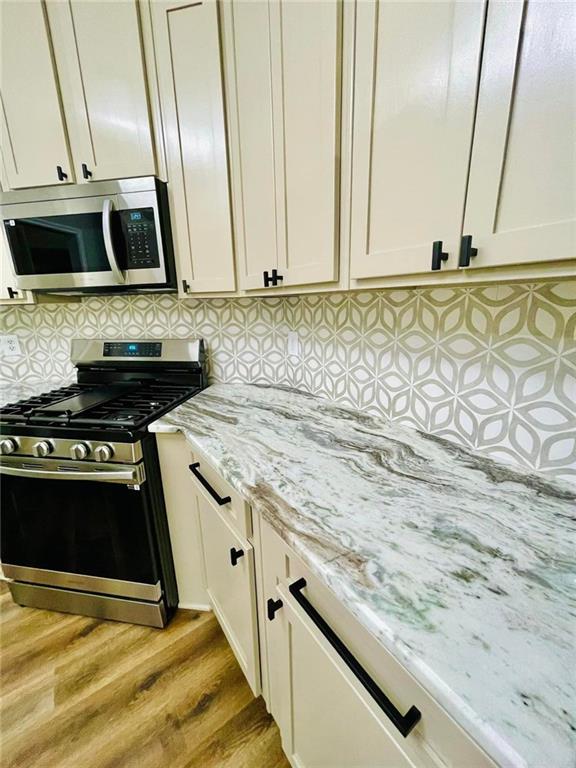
[82,163,93,180]
[459,235,478,267]
[267,597,283,620]
[431,241,449,271]
[230,547,245,567]
[56,165,68,181]
[263,269,284,287]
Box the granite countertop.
[151,383,575,768]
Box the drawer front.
[198,492,260,695]
[188,451,252,540]
[261,517,496,768]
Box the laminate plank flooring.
[0,582,289,768]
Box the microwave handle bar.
[102,198,126,285]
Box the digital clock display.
[103,342,162,357]
[130,211,143,221]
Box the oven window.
[3,213,124,275]
[1,474,158,584]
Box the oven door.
[0,457,161,602]
[1,190,167,291]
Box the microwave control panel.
[119,208,160,269]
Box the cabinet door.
[47,0,155,183]
[275,582,418,768]
[462,0,576,269]
[350,1,484,279]
[0,226,33,305]
[0,0,72,189]
[153,0,235,294]
[197,493,260,694]
[224,0,341,291]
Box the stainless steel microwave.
[0,177,176,293]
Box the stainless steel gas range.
[0,338,207,627]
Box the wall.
[1,280,575,483]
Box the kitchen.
[0,1,574,767]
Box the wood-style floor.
[0,582,289,768]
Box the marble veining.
[150,383,576,768]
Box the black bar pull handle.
[267,597,283,620]
[56,165,68,181]
[7,287,19,299]
[182,279,190,293]
[189,463,231,506]
[431,241,448,271]
[459,235,478,267]
[230,547,244,567]
[288,578,421,738]
[82,163,93,180]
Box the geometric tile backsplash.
[1,280,575,483]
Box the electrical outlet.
[287,331,301,359]
[0,334,22,357]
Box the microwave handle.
[102,198,125,284]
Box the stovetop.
[0,381,200,442]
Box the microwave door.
[1,195,122,291]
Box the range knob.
[70,442,90,460]
[0,438,18,455]
[94,444,114,463]
[33,440,53,458]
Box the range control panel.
[119,208,160,270]
[103,341,162,357]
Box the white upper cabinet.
[223,0,342,291]
[0,1,73,189]
[350,0,485,280]
[46,0,155,183]
[462,0,576,270]
[152,0,236,294]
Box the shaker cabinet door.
[350,0,484,280]
[197,493,260,695]
[224,0,341,291]
[0,0,72,189]
[46,0,155,183]
[153,0,236,294]
[462,0,576,270]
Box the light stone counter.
[149,383,576,768]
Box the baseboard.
[178,601,212,612]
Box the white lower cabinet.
[195,481,260,696]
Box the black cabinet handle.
[82,163,93,180]
[56,165,68,181]
[289,578,421,738]
[267,597,284,620]
[431,241,448,271]
[189,463,231,506]
[459,235,478,267]
[182,279,190,293]
[230,547,244,567]
[7,287,19,299]
[263,269,284,287]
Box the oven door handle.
[0,464,141,484]
[102,198,125,285]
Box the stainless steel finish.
[0,436,142,464]
[2,564,162,601]
[32,440,53,458]
[8,581,167,628]
[70,337,204,366]
[0,176,159,205]
[102,197,125,284]
[0,456,146,485]
[70,442,90,460]
[94,444,114,463]
[0,438,18,455]
[0,178,167,291]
